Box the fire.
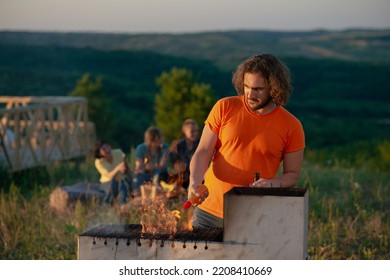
[137,182,188,236]
[184,208,193,231]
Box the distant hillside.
[1,29,389,69]
[0,44,230,97]
[0,30,389,153]
[0,44,231,147]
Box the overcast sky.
[0,0,389,33]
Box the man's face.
[243,72,272,113]
[149,138,163,150]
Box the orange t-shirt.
[198,96,305,218]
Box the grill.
[80,224,223,247]
[78,187,309,260]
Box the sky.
[0,0,389,34]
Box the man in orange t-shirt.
[188,54,305,227]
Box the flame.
[139,199,180,235]
[186,209,194,231]
[137,182,179,235]
[135,182,195,235]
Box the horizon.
[1,27,389,36]
[1,0,389,34]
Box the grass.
[0,156,389,260]
[301,164,389,259]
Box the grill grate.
[80,224,223,243]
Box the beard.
[246,94,273,112]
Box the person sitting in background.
[133,126,169,191]
[94,141,130,205]
[166,119,200,196]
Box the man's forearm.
[276,171,301,188]
[189,149,211,188]
[252,171,300,188]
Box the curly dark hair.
[232,54,292,106]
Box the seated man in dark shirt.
[166,119,200,196]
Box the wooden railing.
[0,96,95,172]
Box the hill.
[1,29,390,69]
[0,44,232,147]
[0,30,389,162]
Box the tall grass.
[301,163,389,259]
[0,156,389,259]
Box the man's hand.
[251,178,282,188]
[187,184,208,205]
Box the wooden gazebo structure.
[0,96,95,172]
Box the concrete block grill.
[78,187,308,259]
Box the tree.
[69,73,115,142]
[155,68,215,142]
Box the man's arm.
[280,148,304,187]
[252,149,304,188]
[188,124,217,198]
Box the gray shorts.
[191,207,223,228]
